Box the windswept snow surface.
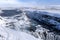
[0,15,42,40]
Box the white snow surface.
[0,16,42,40]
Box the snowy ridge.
[0,10,43,40]
[0,16,42,40]
[0,8,60,40]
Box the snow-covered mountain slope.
[0,8,60,40]
[0,9,44,40]
[26,10,60,30]
[0,16,42,40]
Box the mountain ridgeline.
[0,9,60,32]
[0,9,60,40]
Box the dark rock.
[28,26,36,32]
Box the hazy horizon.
[0,0,60,7]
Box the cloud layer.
[0,0,60,7]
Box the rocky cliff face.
[0,8,60,40]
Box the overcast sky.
[0,0,60,7]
